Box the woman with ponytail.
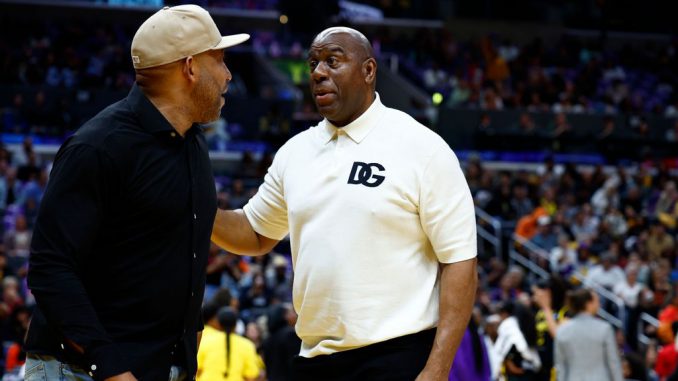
[197,305,262,381]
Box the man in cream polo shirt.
[212,27,477,381]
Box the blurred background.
[1,0,678,380]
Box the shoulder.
[232,334,257,352]
[380,106,459,173]
[201,329,225,348]
[595,319,615,333]
[382,106,449,149]
[70,98,136,151]
[556,318,578,338]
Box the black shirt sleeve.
[28,143,128,380]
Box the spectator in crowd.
[511,183,534,220]
[197,305,262,381]
[555,288,623,381]
[515,207,548,240]
[549,235,577,277]
[614,265,653,350]
[655,322,678,381]
[266,255,293,304]
[530,216,559,252]
[448,315,492,381]
[646,220,676,261]
[586,252,625,292]
[570,204,599,243]
[493,302,541,380]
[263,303,301,381]
[658,285,678,345]
[532,277,569,381]
[239,273,272,322]
[4,305,30,374]
[3,214,31,260]
[591,177,621,216]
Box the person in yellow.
[197,305,262,381]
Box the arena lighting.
[432,92,443,106]
[279,14,289,24]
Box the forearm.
[211,209,274,256]
[542,307,559,338]
[421,258,478,379]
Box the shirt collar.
[320,92,385,145]
[127,83,187,137]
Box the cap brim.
[212,33,250,50]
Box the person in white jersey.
[212,26,477,381]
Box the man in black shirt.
[24,5,249,381]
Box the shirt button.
[60,343,65,350]
[193,252,196,259]
[193,213,197,220]
[191,291,194,296]
[89,372,94,377]
[170,132,177,138]
[91,365,97,371]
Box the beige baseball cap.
[131,4,250,70]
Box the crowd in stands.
[385,29,678,117]
[2,134,678,380]
[466,153,678,380]
[5,13,678,151]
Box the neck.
[145,91,193,136]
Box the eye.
[327,56,338,66]
[309,60,318,70]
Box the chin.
[317,106,338,120]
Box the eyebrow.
[307,46,346,59]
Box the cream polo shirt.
[243,94,477,357]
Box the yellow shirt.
[197,326,261,381]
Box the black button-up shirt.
[26,84,217,381]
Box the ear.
[363,58,377,86]
[182,56,198,84]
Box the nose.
[224,64,232,83]
[311,62,328,84]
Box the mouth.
[314,90,336,106]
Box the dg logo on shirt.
[348,162,386,188]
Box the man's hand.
[105,372,137,381]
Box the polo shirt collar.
[127,83,181,136]
[321,92,385,144]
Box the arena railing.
[510,234,625,329]
[474,207,503,260]
[637,312,660,346]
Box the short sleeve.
[419,144,477,263]
[243,153,289,240]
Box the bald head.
[312,27,374,61]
